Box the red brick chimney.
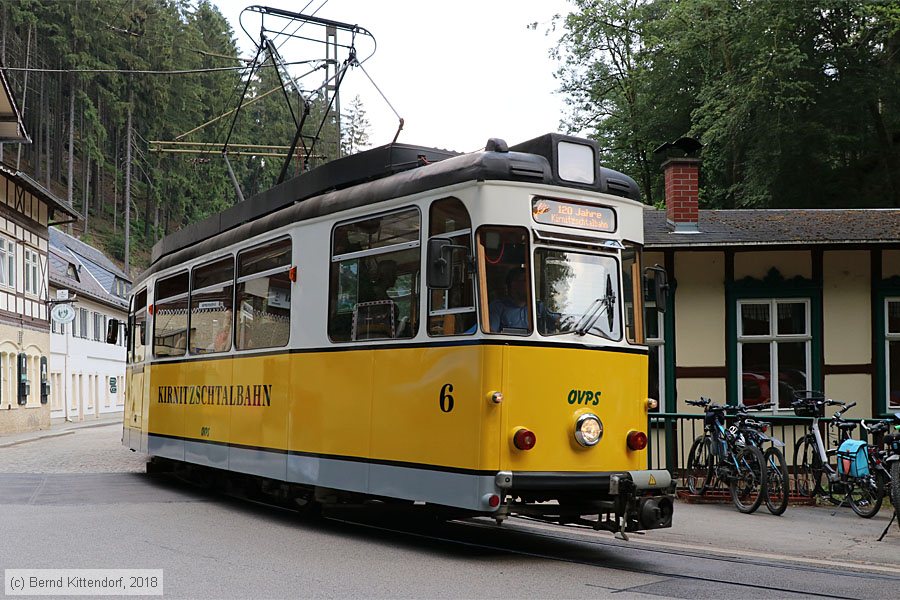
[663,157,700,233]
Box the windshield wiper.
[574,280,617,336]
[574,298,607,336]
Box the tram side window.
[478,227,532,334]
[428,198,476,336]
[236,239,291,350]
[189,256,234,354]
[622,244,644,345]
[130,288,148,364]
[153,272,189,358]
[329,208,421,342]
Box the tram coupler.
[612,470,675,532]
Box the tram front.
[429,137,674,535]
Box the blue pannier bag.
[706,413,727,458]
[836,439,869,477]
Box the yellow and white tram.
[119,133,674,535]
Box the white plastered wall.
[825,375,872,418]
[823,250,872,417]
[673,252,725,410]
[677,378,727,414]
[823,251,871,365]
[674,252,725,367]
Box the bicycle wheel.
[793,436,823,497]
[729,445,766,514]
[764,446,789,516]
[848,469,886,518]
[686,435,713,495]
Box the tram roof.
[146,133,640,279]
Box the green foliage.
[107,232,125,262]
[341,95,371,155]
[553,0,900,208]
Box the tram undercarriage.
[147,456,673,537]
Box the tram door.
[125,288,148,450]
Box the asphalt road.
[1,423,898,599]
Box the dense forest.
[0,1,897,277]
[0,0,345,275]
[551,0,900,209]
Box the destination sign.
[532,198,616,233]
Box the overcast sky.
[213,1,574,153]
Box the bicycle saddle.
[835,421,857,431]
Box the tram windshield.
[534,249,621,341]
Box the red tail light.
[488,494,500,508]
[513,428,537,450]
[761,424,768,433]
[627,430,648,451]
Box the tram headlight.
[574,414,603,447]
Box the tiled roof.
[644,209,900,248]
[48,228,130,309]
[50,228,128,279]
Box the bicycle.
[730,402,790,516]
[864,413,900,539]
[792,391,886,518]
[685,398,767,514]
[885,414,900,525]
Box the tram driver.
[489,267,529,332]
[489,267,559,334]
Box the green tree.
[552,0,900,208]
[341,94,371,156]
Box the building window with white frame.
[887,298,900,410]
[24,247,39,295]
[0,237,15,288]
[738,299,811,410]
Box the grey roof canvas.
[644,209,900,248]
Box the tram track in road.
[143,472,899,598]
[321,511,899,599]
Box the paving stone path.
[0,424,146,473]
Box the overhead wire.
[1,62,320,75]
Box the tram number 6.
[439,383,454,413]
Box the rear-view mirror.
[644,265,669,313]
[107,318,120,345]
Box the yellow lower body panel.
[126,343,650,475]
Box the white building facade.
[48,228,129,421]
